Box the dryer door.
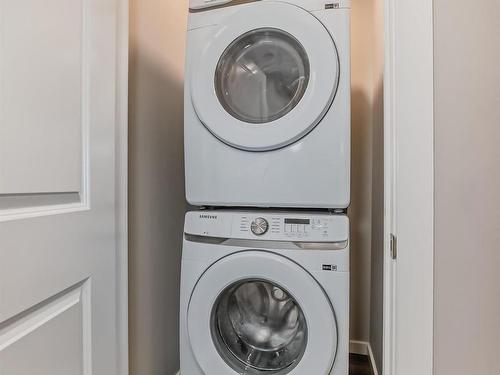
[187,251,338,375]
[190,2,340,151]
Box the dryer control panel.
[185,211,349,243]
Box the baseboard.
[175,342,379,375]
[350,340,380,375]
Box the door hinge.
[390,234,398,260]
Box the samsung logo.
[199,214,218,220]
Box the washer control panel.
[233,212,348,242]
[241,216,330,239]
[185,211,349,243]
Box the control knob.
[251,217,269,236]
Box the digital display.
[284,218,310,225]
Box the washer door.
[191,2,339,151]
[187,251,338,375]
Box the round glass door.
[187,250,338,374]
[190,2,339,151]
[215,28,310,124]
[211,279,308,374]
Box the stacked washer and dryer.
[181,1,351,374]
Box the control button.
[270,218,281,234]
[251,218,269,236]
[312,221,326,230]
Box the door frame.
[383,0,434,374]
[116,0,129,373]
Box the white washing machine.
[180,210,349,375]
[185,0,351,209]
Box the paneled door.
[0,0,127,374]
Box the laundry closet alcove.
[129,0,384,374]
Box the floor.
[350,354,374,375]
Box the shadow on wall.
[370,76,384,371]
[350,88,373,342]
[129,41,187,375]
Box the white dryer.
[185,0,351,209]
[180,210,349,375]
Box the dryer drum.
[215,28,310,125]
[211,279,308,374]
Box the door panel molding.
[0,0,91,220]
[0,192,81,211]
[0,192,89,222]
[0,280,92,374]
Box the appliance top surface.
[185,210,349,243]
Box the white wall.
[128,0,188,374]
[434,0,500,373]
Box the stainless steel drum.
[215,28,310,124]
[211,279,308,374]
